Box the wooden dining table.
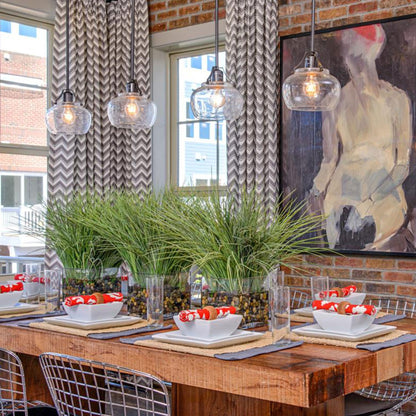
[1,318,416,416]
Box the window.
[18,23,37,38]
[170,47,227,189]
[0,20,11,33]
[0,14,51,255]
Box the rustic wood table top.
[1,318,415,415]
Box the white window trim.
[150,20,225,192]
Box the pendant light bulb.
[303,74,320,98]
[209,88,226,109]
[107,0,157,129]
[190,0,243,121]
[62,105,76,124]
[282,0,340,111]
[45,0,91,135]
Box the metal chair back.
[39,352,171,416]
[0,347,29,416]
[355,298,416,413]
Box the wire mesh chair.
[39,352,171,416]
[345,298,416,416]
[0,347,57,416]
[290,290,310,309]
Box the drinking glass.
[269,285,291,345]
[44,269,62,313]
[265,268,285,290]
[146,276,164,327]
[310,276,329,303]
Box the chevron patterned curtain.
[48,0,152,200]
[225,0,279,208]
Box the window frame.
[169,44,227,192]
[0,11,53,159]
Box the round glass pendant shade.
[282,67,341,111]
[190,82,244,121]
[107,92,157,129]
[46,102,92,135]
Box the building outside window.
[171,48,227,188]
[0,14,51,258]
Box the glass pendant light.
[190,0,243,121]
[282,0,341,111]
[45,0,91,135]
[107,0,157,129]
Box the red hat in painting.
[352,24,384,44]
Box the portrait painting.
[280,15,416,254]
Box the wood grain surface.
[1,319,415,416]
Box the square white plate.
[293,307,313,317]
[292,324,396,341]
[152,329,265,349]
[0,303,40,316]
[44,315,142,330]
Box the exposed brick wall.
[147,0,416,310]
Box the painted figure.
[310,24,412,250]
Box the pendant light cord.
[65,0,70,90]
[310,0,316,52]
[214,0,219,67]
[130,0,135,81]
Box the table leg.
[172,384,344,416]
[18,353,53,405]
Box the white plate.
[293,307,313,317]
[292,324,396,341]
[44,315,142,330]
[0,303,40,316]
[152,329,265,349]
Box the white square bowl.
[313,309,376,334]
[315,292,366,305]
[0,290,23,308]
[63,302,123,322]
[173,314,242,339]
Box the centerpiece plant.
[30,193,123,297]
[157,188,328,324]
[81,189,193,316]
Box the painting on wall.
[280,15,416,255]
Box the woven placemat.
[29,319,148,337]
[287,328,409,348]
[0,304,47,318]
[133,331,273,357]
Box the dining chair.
[39,352,171,416]
[345,298,416,416]
[0,347,58,416]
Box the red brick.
[157,10,177,20]
[280,4,303,17]
[150,22,168,32]
[168,17,190,29]
[179,5,200,15]
[318,7,347,20]
[352,270,382,280]
[398,260,416,270]
[190,12,214,24]
[365,258,396,269]
[167,0,187,6]
[149,2,166,12]
[304,255,333,266]
[323,268,351,279]
[379,0,410,7]
[334,257,364,267]
[331,16,363,27]
[332,0,358,5]
[286,276,309,287]
[303,0,332,11]
[362,10,393,21]
[349,1,377,14]
[292,13,312,24]
[397,285,416,297]
[365,282,395,295]
[394,4,416,16]
[292,266,321,276]
[279,17,290,29]
[201,0,225,11]
[383,271,414,283]
[279,26,303,37]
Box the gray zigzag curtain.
[226,0,279,207]
[48,0,152,200]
